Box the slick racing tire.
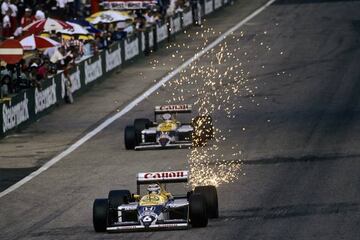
[108,190,132,224]
[108,190,131,208]
[93,198,109,232]
[124,125,136,150]
[189,194,208,228]
[194,185,219,218]
[192,115,214,147]
[134,118,151,144]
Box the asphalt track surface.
[1,0,360,239]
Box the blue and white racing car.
[93,170,219,232]
[124,104,214,150]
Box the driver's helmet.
[147,184,161,194]
[162,113,172,121]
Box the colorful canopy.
[0,39,23,64]
[68,19,102,34]
[23,18,73,35]
[86,10,132,24]
[20,35,60,50]
[57,22,90,36]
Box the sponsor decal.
[35,79,57,114]
[102,1,157,10]
[156,24,168,43]
[61,67,81,98]
[156,104,191,111]
[85,56,103,84]
[214,0,222,9]
[170,17,181,34]
[2,93,29,133]
[205,0,214,15]
[144,171,185,179]
[182,10,193,27]
[125,38,139,61]
[106,47,122,72]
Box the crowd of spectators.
[0,0,191,100]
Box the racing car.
[124,104,214,150]
[93,170,219,232]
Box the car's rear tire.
[93,198,108,232]
[108,190,131,224]
[134,118,151,144]
[194,185,219,218]
[192,115,214,147]
[189,194,208,227]
[124,126,136,149]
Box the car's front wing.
[106,221,189,232]
[134,141,192,150]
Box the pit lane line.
[0,0,276,199]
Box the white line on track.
[0,0,276,198]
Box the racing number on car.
[143,216,152,222]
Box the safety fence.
[0,0,229,138]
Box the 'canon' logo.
[159,105,189,111]
[144,171,185,179]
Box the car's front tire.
[189,194,208,227]
[194,185,219,218]
[108,190,131,224]
[124,126,136,149]
[93,198,108,232]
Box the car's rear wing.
[136,170,189,193]
[154,104,192,114]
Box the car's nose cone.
[159,137,169,147]
[141,215,156,227]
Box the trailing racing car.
[124,104,214,150]
[93,170,219,232]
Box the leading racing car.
[124,104,214,150]
[93,170,218,232]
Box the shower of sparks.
[147,24,281,188]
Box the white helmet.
[162,113,172,121]
[147,184,161,194]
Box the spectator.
[9,1,18,31]
[111,25,127,41]
[123,23,134,36]
[144,10,157,26]
[67,0,74,17]
[28,63,41,89]
[20,8,35,27]
[15,59,30,90]
[82,40,93,57]
[1,0,10,15]
[134,11,146,31]
[43,46,57,59]
[50,46,66,69]
[56,0,67,19]
[35,7,45,20]
[94,35,105,50]
[16,0,25,23]
[2,9,12,38]
[1,75,10,98]
[13,26,22,37]
[37,59,49,80]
